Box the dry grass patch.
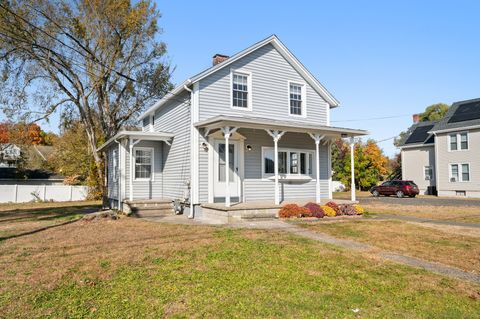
[364,202,480,221]
[301,219,480,273]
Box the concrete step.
[240,212,278,220]
[132,208,174,218]
[128,203,173,210]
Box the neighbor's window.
[461,164,470,181]
[232,73,249,108]
[450,164,459,182]
[424,166,433,180]
[460,133,468,150]
[449,134,457,151]
[450,132,468,151]
[134,148,153,180]
[263,148,313,177]
[289,83,304,116]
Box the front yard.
[1,202,479,318]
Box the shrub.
[304,202,324,218]
[339,204,357,216]
[279,204,310,218]
[321,205,336,217]
[325,201,340,214]
[353,205,365,215]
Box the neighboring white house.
[399,98,480,198]
[0,144,21,168]
[98,35,367,220]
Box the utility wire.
[331,114,411,123]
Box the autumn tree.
[332,139,389,190]
[0,0,172,195]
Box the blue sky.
[37,1,480,156]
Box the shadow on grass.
[0,217,83,242]
[0,203,101,241]
[0,205,100,223]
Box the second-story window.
[449,132,468,151]
[289,83,305,116]
[232,73,249,108]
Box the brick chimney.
[212,54,229,66]
[412,113,420,124]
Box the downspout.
[184,79,196,219]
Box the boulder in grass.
[82,210,119,221]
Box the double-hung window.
[449,132,468,151]
[263,147,314,178]
[134,148,153,180]
[450,163,470,182]
[424,166,433,180]
[289,82,305,116]
[231,71,251,109]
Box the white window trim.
[448,131,469,152]
[230,69,253,111]
[149,114,155,132]
[449,162,470,183]
[261,146,315,180]
[133,146,154,181]
[423,165,434,181]
[287,80,307,118]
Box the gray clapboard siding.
[401,146,435,194]
[154,92,191,199]
[124,140,163,199]
[435,129,480,193]
[198,43,329,125]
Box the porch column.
[308,133,325,203]
[350,137,356,202]
[265,130,286,205]
[129,137,141,201]
[221,126,238,207]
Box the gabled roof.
[397,120,438,148]
[138,35,340,121]
[430,98,480,133]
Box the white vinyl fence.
[0,184,89,203]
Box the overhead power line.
[331,114,412,123]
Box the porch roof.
[97,130,174,152]
[194,115,368,138]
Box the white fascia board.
[429,125,480,134]
[97,130,174,152]
[398,143,435,150]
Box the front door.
[213,139,240,202]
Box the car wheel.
[409,195,416,198]
[396,190,404,198]
[372,190,380,197]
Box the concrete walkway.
[373,214,480,228]
[231,219,480,284]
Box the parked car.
[370,180,419,198]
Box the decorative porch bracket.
[221,126,238,207]
[265,129,286,205]
[349,136,356,202]
[129,138,142,201]
[308,133,325,203]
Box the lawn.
[362,202,480,222]
[298,219,480,273]
[1,203,480,318]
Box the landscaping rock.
[82,210,120,221]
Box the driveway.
[358,196,480,207]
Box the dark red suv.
[370,180,419,198]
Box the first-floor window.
[263,147,314,177]
[450,163,470,182]
[424,166,433,180]
[135,148,153,180]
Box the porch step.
[240,211,277,220]
[124,199,174,217]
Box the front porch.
[194,115,368,211]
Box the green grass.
[3,227,479,318]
